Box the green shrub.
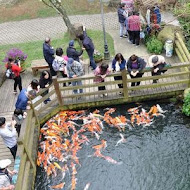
[146,36,163,54]
[182,92,190,116]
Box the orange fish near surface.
[51,182,65,189]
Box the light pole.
[100,0,110,60]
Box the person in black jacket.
[78,26,97,70]
[66,40,84,62]
[127,54,147,86]
[43,37,55,76]
[39,70,52,104]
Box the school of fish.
[37,104,166,189]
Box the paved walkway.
[0,11,179,45]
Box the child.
[39,70,52,104]
[12,109,24,136]
[5,58,22,94]
[94,62,110,98]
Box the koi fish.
[54,162,62,170]
[104,156,121,165]
[51,182,65,189]
[115,133,126,146]
[84,183,91,190]
[156,104,167,113]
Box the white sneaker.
[13,90,17,94]
[119,92,122,95]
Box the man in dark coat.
[66,40,84,62]
[78,26,97,70]
[43,37,56,76]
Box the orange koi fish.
[92,140,107,150]
[51,182,65,189]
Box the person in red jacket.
[6,58,22,94]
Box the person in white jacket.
[0,117,17,159]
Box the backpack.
[52,58,67,72]
[6,68,15,79]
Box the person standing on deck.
[66,58,84,97]
[148,55,167,83]
[5,58,22,94]
[0,117,17,160]
[0,159,16,190]
[127,54,147,87]
[94,62,111,98]
[112,53,127,95]
[43,37,55,76]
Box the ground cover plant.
[0,30,114,67]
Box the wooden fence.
[15,61,190,190]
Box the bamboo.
[52,76,63,106]
[175,48,185,63]
[176,32,190,61]
[175,40,189,62]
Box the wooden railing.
[15,61,190,190]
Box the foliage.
[0,30,114,68]
[174,2,190,51]
[2,48,27,63]
[182,92,190,116]
[146,36,163,54]
[93,50,103,62]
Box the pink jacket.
[128,15,141,31]
[94,66,110,83]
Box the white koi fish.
[115,133,127,146]
[84,183,91,190]
[156,104,167,113]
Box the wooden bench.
[31,59,49,76]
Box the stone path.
[0,11,179,45]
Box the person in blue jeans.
[66,58,84,95]
[78,26,97,70]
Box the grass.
[0,0,116,23]
[0,30,115,68]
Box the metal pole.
[100,0,110,60]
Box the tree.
[40,0,76,38]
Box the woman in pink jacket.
[94,62,110,98]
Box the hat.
[68,58,74,65]
[69,40,74,47]
[0,159,11,169]
[152,56,158,63]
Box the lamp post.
[100,0,110,60]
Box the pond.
[35,102,190,190]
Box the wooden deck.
[0,55,187,170]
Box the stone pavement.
[0,11,179,45]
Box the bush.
[3,48,28,71]
[182,92,190,116]
[146,36,163,54]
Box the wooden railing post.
[52,76,63,106]
[121,69,128,100]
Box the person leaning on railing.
[127,54,147,87]
[112,53,127,95]
[148,55,167,84]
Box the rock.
[0,64,6,87]
[184,88,190,98]
[157,25,184,44]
